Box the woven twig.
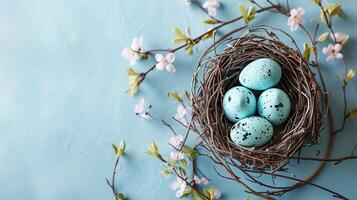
[190,27,322,171]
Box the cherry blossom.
[170,177,190,197]
[331,32,349,44]
[155,53,176,72]
[193,175,209,186]
[134,98,151,119]
[170,151,185,160]
[169,134,184,149]
[174,104,191,125]
[203,0,220,17]
[287,7,305,32]
[322,43,343,63]
[121,37,143,65]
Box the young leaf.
[147,142,161,158]
[303,43,311,60]
[191,189,204,200]
[179,189,192,199]
[344,69,355,83]
[239,4,248,23]
[174,27,188,39]
[182,145,197,161]
[203,19,219,24]
[127,67,138,76]
[180,159,188,168]
[317,32,329,42]
[167,92,184,102]
[117,140,126,157]
[112,144,118,155]
[348,108,357,118]
[161,169,172,178]
[116,193,127,200]
[247,6,256,22]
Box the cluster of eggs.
[223,58,291,147]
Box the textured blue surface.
[0,0,357,200]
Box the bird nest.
[190,27,323,171]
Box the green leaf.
[202,30,216,41]
[147,142,161,158]
[180,159,188,168]
[239,4,248,23]
[311,0,320,5]
[247,6,256,22]
[203,19,219,24]
[117,140,126,157]
[179,189,192,198]
[127,67,138,76]
[203,186,218,200]
[344,69,355,83]
[167,92,184,102]
[161,169,172,178]
[327,3,347,20]
[191,190,204,200]
[116,193,127,200]
[173,38,188,44]
[125,73,141,97]
[112,144,118,156]
[303,43,311,60]
[174,27,188,39]
[348,108,357,118]
[185,44,194,55]
[182,145,197,161]
[317,32,329,42]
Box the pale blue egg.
[257,88,291,126]
[223,86,256,123]
[239,58,282,90]
[230,116,273,147]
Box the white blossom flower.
[193,175,209,186]
[170,177,187,197]
[330,32,349,44]
[134,98,151,119]
[174,105,191,125]
[169,135,184,149]
[322,43,343,63]
[288,7,305,32]
[170,151,185,160]
[203,0,220,17]
[213,188,221,199]
[121,37,144,65]
[155,53,176,72]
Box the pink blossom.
[288,7,305,32]
[194,175,209,186]
[155,53,176,72]
[169,135,184,149]
[170,177,187,197]
[322,44,343,63]
[174,105,191,125]
[121,36,144,65]
[330,32,349,44]
[170,151,185,160]
[203,0,220,17]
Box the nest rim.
[190,27,323,171]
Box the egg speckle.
[239,58,282,90]
[230,116,273,147]
[257,88,291,126]
[223,86,256,123]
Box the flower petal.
[165,64,176,73]
[155,62,165,71]
[336,53,343,59]
[334,44,342,52]
[165,53,176,63]
[155,54,165,63]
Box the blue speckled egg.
[230,116,273,147]
[239,58,282,90]
[257,88,291,126]
[223,86,256,123]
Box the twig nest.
[190,28,322,170]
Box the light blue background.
[0,0,356,199]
